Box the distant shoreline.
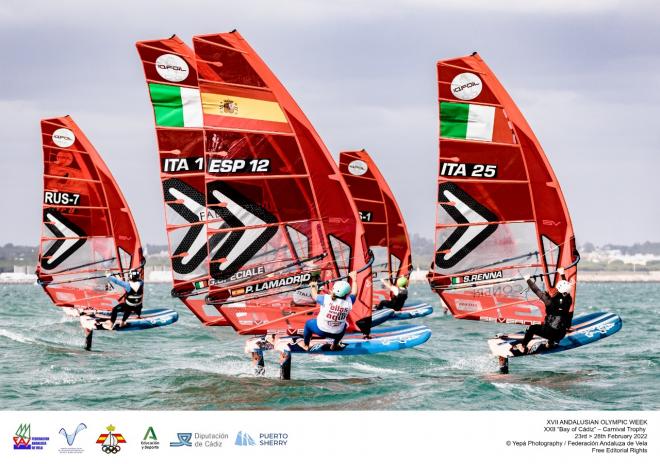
[2,271,660,285]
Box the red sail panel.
[338,150,412,303]
[37,116,143,312]
[192,31,372,335]
[427,53,578,325]
[136,35,227,325]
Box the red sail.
[136,35,228,325]
[192,31,372,335]
[338,150,412,302]
[37,116,143,312]
[427,53,578,325]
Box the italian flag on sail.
[148,83,203,128]
[193,280,208,290]
[440,102,495,142]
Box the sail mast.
[428,53,578,325]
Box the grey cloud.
[1,0,659,247]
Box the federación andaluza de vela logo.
[13,423,31,449]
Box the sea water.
[0,282,657,410]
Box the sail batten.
[338,149,412,306]
[191,31,371,334]
[137,35,228,325]
[37,116,144,312]
[138,31,372,334]
[428,54,578,326]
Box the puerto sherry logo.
[96,425,126,454]
[155,53,190,82]
[141,426,160,450]
[259,432,289,447]
[235,431,289,448]
[170,432,193,447]
[58,423,86,454]
[235,431,256,446]
[450,72,482,100]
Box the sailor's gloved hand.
[557,267,565,274]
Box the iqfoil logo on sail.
[52,128,75,148]
[450,72,482,100]
[347,160,368,176]
[155,54,190,82]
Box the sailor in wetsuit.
[302,271,358,351]
[514,268,573,354]
[103,270,144,330]
[375,276,409,311]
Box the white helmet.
[556,279,572,294]
[332,280,351,298]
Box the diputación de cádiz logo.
[96,425,126,454]
[170,432,193,447]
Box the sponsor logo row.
[11,422,289,455]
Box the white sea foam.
[449,354,496,373]
[348,363,400,375]
[0,328,33,344]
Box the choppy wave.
[0,282,658,410]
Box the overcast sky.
[2,0,659,247]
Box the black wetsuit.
[109,278,144,325]
[521,278,573,347]
[376,287,408,311]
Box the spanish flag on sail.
[200,83,292,133]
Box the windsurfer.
[514,268,573,353]
[375,276,409,311]
[103,270,144,330]
[302,271,358,350]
